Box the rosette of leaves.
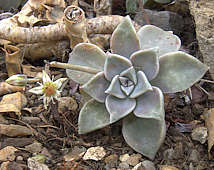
[66,16,208,159]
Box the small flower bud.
[6,74,28,86]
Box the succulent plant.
[66,16,208,159]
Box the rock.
[0,146,18,161]
[119,154,130,162]
[189,0,214,80]
[160,165,179,170]
[126,154,142,166]
[83,146,106,161]
[134,9,183,35]
[188,149,200,162]
[58,97,78,113]
[142,160,156,170]
[28,155,49,170]
[104,154,118,168]
[25,141,43,153]
[64,146,86,161]
[118,162,130,170]
[132,162,144,170]
[132,160,156,170]
[191,126,208,144]
[16,155,24,161]
[0,124,33,137]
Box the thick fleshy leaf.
[78,99,110,134]
[121,85,135,96]
[81,72,110,103]
[137,25,181,57]
[66,43,106,84]
[110,16,140,58]
[104,54,132,81]
[130,71,152,98]
[105,75,126,99]
[130,48,159,80]
[134,87,164,120]
[151,51,209,93]
[122,114,166,159]
[120,67,137,84]
[106,95,136,123]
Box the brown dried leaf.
[0,92,27,116]
[19,40,69,61]
[22,65,43,78]
[0,82,25,96]
[3,44,23,76]
[0,104,21,117]
[204,108,214,159]
[0,124,33,137]
[0,92,27,109]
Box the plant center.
[42,82,57,97]
[119,76,135,96]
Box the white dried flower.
[29,70,67,109]
[6,74,28,86]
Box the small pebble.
[25,141,43,153]
[119,154,130,162]
[83,146,106,161]
[64,146,86,161]
[126,154,142,166]
[118,162,130,170]
[0,146,18,161]
[141,160,156,170]
[16,156,24,161]
[191,126,208,144]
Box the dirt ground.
[1,0,214,169]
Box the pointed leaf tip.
[78,99,110,134]
[66,43,106,84]
[122,114,166,159]
[111,15,140,58]
[151,51,209,93]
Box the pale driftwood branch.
[49,61,100,74]
[0,15,140,44]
